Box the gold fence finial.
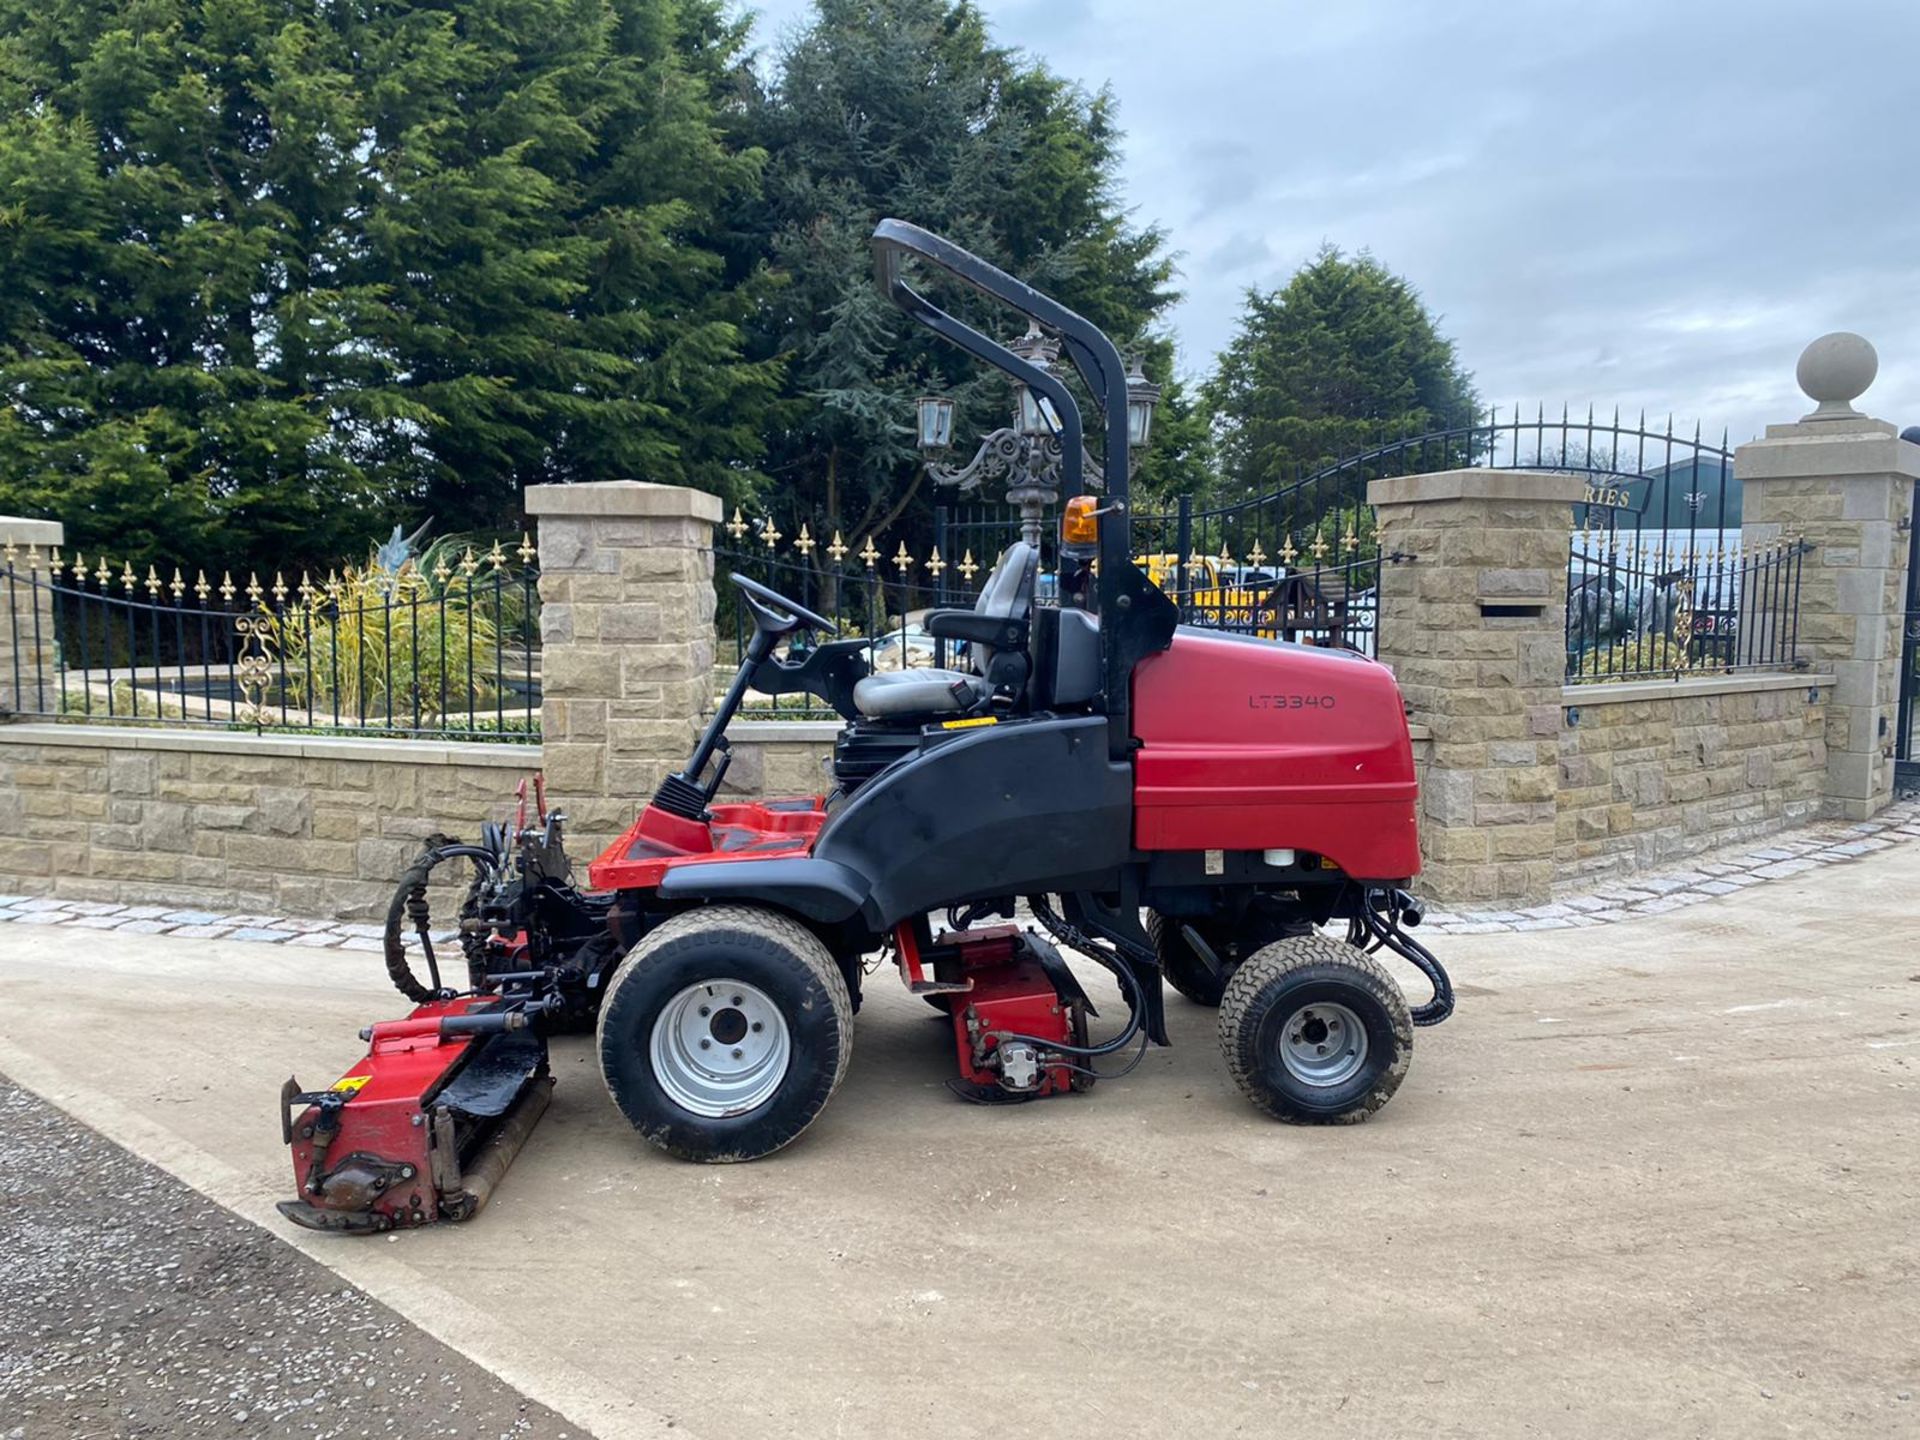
[1246,540,1267,567]
[94,555,112,587]
[49,546,63,577]
[194,570,210,601]
[761,519,782,551]
[1310,529,1329,563]
[120,560,136,595]
[170,567,185,599]
[145,564,161,597]
[726,507,749,540]
[892,541,912,575]
[219,570,236,602]
[828,530,848,563]
[859,536,879,569]
[957,548,979,582]
[795,523,815,558]
[926,545,945,577]
[271,571,287,604]
[518,532,536,565]
[458,547,478,578]
[486,540,506,568]
[245,571,263,604]
[1279,534,1298,566]
[297,570,314,605]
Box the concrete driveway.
[2,841,1917,1439]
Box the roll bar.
[871,220,1131,507]
[872,221,1164,755]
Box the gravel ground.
[0,1082,583,1440]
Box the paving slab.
[2,844,1917,1439]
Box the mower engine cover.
[1131,629,1421,880]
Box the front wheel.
[596,905,853,1162]
[1217,934,1412,1124]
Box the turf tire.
[1217,933,1412,1124]
[596,905,853,1162]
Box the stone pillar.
[525,482,723,848]
[1369,470,1587,906]
[1734,333,1918,821]
[0,516,63,717]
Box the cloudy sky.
[739,0,1920,445]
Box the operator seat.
[852,542,1039,720]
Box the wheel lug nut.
[751,1021,764,1033]
[731,1048,744,1060]
[699,1038,711,1049]
[698,1005,710,1017]
[731,995,743,1006]
[1316,1044,1328,1055]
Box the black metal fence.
[712,406,1820,704]
[1566,531,1809,682]
[1,540,541,741]
[712,504,1021,717]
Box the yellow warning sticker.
[330,1074,371,1095]
[939,716,999,730]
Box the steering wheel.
[729,572,839,639]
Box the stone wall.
[528,481,722,853]
[0,722,833,918]
[716,722,838,800]
[1370,470,1587,905]
[0,725,540,920]
[1554,674,1829,889]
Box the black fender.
[654,857,868,924]
[812,714,1133,930]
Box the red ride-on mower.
[278,220,1454,1233]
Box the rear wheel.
[1148,905,1313,1007]
[597,905,853,1162]
[1218,933,1411,1124]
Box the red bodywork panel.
[1130,632,1421,880]
[586,797,829,892]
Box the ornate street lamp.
[916,325,1158,547]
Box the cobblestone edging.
[1422,796,1920,935]
[2,798,1916,949]
[0,900,455,953]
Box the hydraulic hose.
[1348,887,1455,1027]
[1001,894,1147,1061]
[383,842,501,1004]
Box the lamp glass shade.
[1127,394,1155,448]
[1017,385,1060,437]
[916,395,954,450]
[1124,356,1161,448]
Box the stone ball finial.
[1796,331,1877,421]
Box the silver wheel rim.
[649,979,792,1118]
[1278,1001,1369,1087]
